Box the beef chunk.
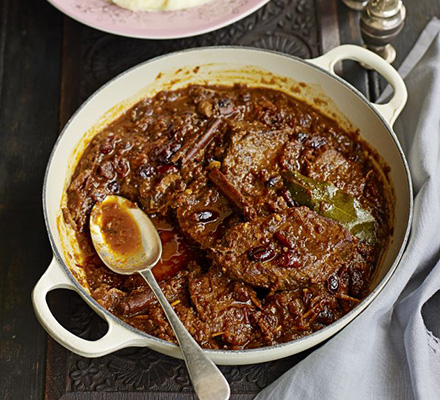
[188,267,261,348]
[101,268,221,349]
[93,286,126,312]
[279,139,304,171]
[306,148,366,198]
[114,270,188,317]
[223,122,292,179]
[254,280,360,345]
[221,122,294,215]
[175,179,236,249]
[138,169,186,215]
[212,206,365,291]
[256,289,308,344]
[66,169,94,231]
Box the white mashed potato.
[112,0,213,11]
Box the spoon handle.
[139,269,230,400]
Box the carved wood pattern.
[80,0,320,100]
[47,0,328,398]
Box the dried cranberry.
[107,181,120,193]
[151,147,169,164]
[150,146,168,163]
[157,164,176,174]
[150,142,181,164]
[279,188,295,207]
[265,176,280,188]
[327,274,339,294]
[138,165,155,179]
[100,142,113,155]
[191,210,219,223]
[217,98,234,115]
[295,132,308,143]
[316,305,335,325]
[277,252,301,268]
[248,247,275,262]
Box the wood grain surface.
[0,0,62,399]
[0,0,438,399]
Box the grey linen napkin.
[255,18,440,400]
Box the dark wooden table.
[0,0,439,399]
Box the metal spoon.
[90,195,230,400]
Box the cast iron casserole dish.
[33,45,412,365]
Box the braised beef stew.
[65,84,391,350]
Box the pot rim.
[42,45,413,356]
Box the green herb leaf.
[282,170,376,243]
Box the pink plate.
[47,0,271,39]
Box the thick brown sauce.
[151,217,196,281]
[65,84,392,350]
[100,200,142,256]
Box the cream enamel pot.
[32,45,413,365]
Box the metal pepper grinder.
[341,0,370,11]
[360,0,406,63]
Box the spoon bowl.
[90,195,230,400]
[90,195,162,275]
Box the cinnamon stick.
[171,117,222,164]
[208,167,257,220]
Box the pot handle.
[32,257,146,358]
[308,45,407,127]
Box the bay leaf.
[282,170,376,243]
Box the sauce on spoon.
[99,199,142,256]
